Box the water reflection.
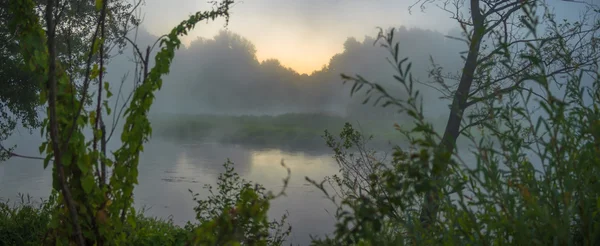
[0,130,549,245]
[0,131,52,203]
[1,137,338,245]
[136,140,339,245]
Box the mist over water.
[0,25,493,243]
[1,0,576,240]
[0,136,339,245]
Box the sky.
[138,0,587,74]
[139,0,457,74]
[1,2,596,242]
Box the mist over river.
[0,126,537,245]
[0,137,344,245]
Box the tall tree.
[0,0,135,161]
[9,0,236,244]
[0,0,42,160]
[343,0,600,227]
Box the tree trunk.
[45,0,86,244]
[418,0,485,228]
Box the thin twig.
[0,143,46,161]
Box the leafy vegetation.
[0,161,290,246]
[1,0,600,245]
[306,1,600,245]
[0,0,134,161]
[4,0,292,244]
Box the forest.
[1,0,600,245]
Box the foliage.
[0,194,53,246]
[0,161,291,246]
[4,0,294,245]
[7,0,295,244]
[120,212,190,246]
[0,0,42,161]
[0,0,135,161]
[6,0,600,245]
[158,29,430,121]
[308,0,600,245]
[186,160,291,245]
[0,196,189,246]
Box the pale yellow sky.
[138,0,584,74]
[138,0,456,74]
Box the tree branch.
[0,142,45,161]
[95,0,109,189]
[484,1,519,18]
[61,5,104,151]
[45,0,85,245]
[483,3,522,35]
[466,64,581,107]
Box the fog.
[1,0,590,178]
[146,27,463,118]
[3,16,472,162]
[1,1,595,244]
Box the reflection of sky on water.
[0,137,337,245]
[135,141,339,245]
[0,135,546,245]
[0,138,339,245]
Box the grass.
[150,113,408,151]
[149,112,481,151]
[0,195,50,246]
[0,195,191,246]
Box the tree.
[343,0,600,228]
[0,0,43,160]
[0,0,135,161]
[5,0,266,244]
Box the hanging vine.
[8,0,236,244]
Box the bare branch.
[0,142,45,161]
[466,64,581,107]
[484,1,519,18]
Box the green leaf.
[95,0,103,11]
[38,141,47,154]
[43,154,52,169]
[39,91,47,103]
[126,214,137,229]
[78,155,91,174]
[92,38,103,55]
[91,64,100,80]
[103,100,112,115]
[81,175,95,194]
[104,82,112,98]
[90,111,96,125]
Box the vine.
[8,0,236,244]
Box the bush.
[307,16,600,244]
[0,160,292,246]
[0,194,52,246]
[185,160,291,245]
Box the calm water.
[0,136,341,245]
[0,129,543,245]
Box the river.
[0,135,343,245]
[1,128,542,245]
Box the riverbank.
[0,196,190,245]
[151,113,417,151]
[149,112,483,152]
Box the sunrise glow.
[252,35,343,75]
[179,29,344,75]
